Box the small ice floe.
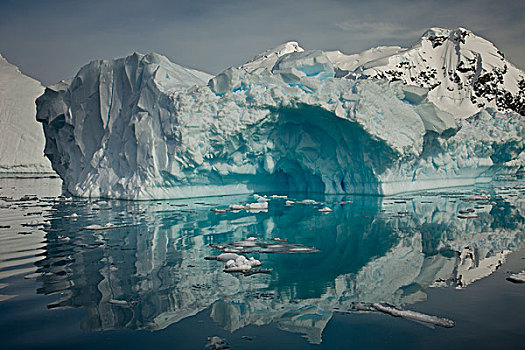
[318,207,333,213]
[205,253,242,262]
[210,239,318,254]
[457,214,479,219]
[21,220,42,227]
[232,238,259,247]
[24,272,43,279]
[343,302,455,328]
[270,195,287,199]
[227,201,268,212]
[459,208,475,214]
[462,195,490,202]
[108,299,138,307]
[224,255,262,273]
[299,199,317,205]
[285,200,295,206]
[211,208,228,213]
[507,271,525,283]
[84,223,128,230]
[245,201,268,210]
[205,336,229,350]
[229,204,245,211]
[206,252,264,275]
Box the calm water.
[0,176,524,349]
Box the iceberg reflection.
[35,185,525,343]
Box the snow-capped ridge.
[343,27,524,118]
[240,41,305,72]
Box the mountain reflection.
[35,186,525,343]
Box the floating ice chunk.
[229,204,245,211]
[84,223,128,230]
[253,194,269,202]
[507,271,525,283]
[348,302,455,328]
[318,207,333,213]
[270,195,287,199]
[210,239,318,254]
[206,336,229,350]
[210,253,240,262]
[108,299,137,307]
[223,255,262,273]
[371,302,455,328]
[299,199,317,205]
[457,214,479,219]
[285,200,295,206]
[245,201,268,210]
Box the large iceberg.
[0,53,53,173]
[36,28,524,199]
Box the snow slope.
[0,54,53,173]
[36,29,524,199]
[332,27,525,118]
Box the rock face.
[0,54,53,173]
[36,28,524,199]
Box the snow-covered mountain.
[0,54,53,173]
[328,27,524,118]
[36,28,524,199]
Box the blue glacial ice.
[36,45,524,199]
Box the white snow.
[36,29,525,199]
[333,27,525,119]
[0,54,53,173]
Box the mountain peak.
[240,41,305,72]
[341,26,524,118]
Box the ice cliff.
[0,53,53,173]
[36,28,524,199]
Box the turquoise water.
[0,176,524,349]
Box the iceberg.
[36,29,524,199]
[0,53,53,173]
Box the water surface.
[0,176,524,349]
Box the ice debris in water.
[205,336,229,350]
[507,271,525,283]
[229,201,268,211]
[318,206,333,213]
[210,238,319,254]
[342,302,455,328]
[224,255,262,273]
[84,223,128,230]
[205,252,265,274]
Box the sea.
[0,175,524,349]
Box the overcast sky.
[1,0,524,85]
